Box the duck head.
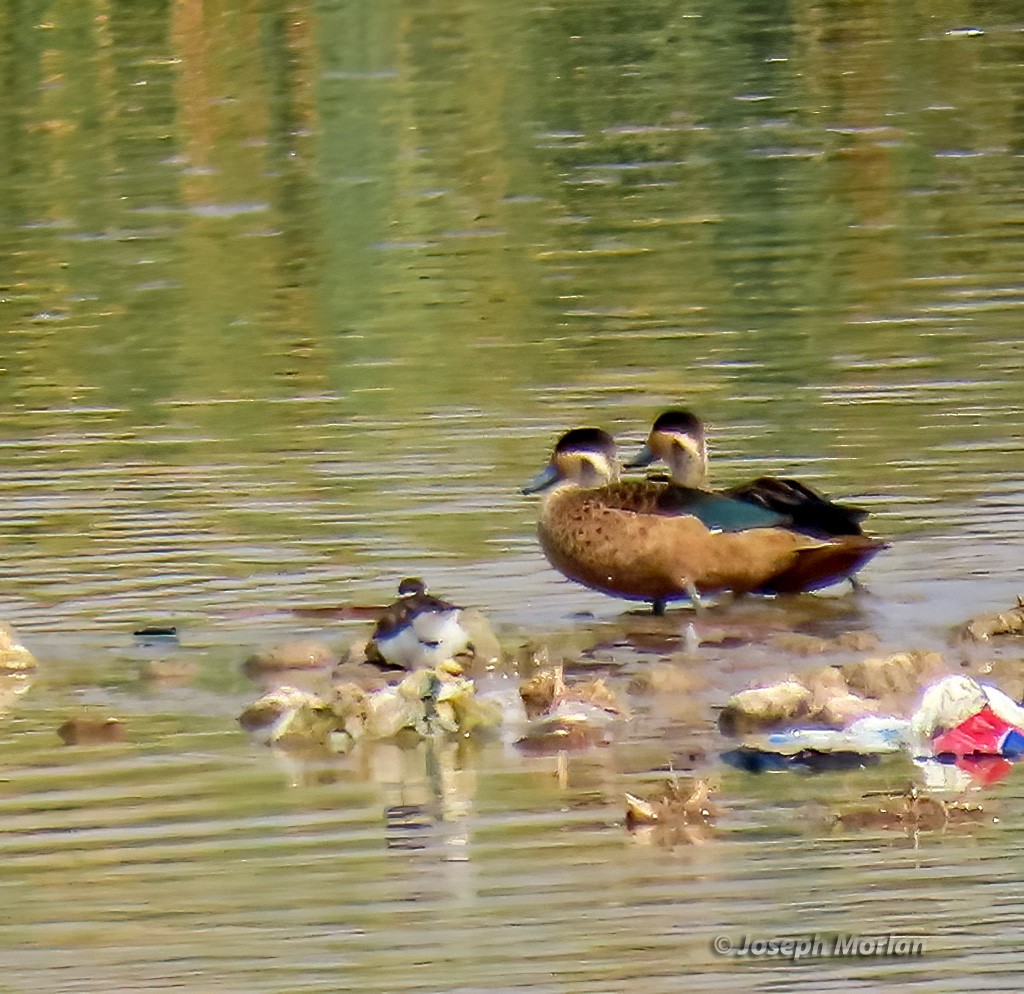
[626,410,708,487]
[521,427,618,494]
[396,576,427,598]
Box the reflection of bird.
[522,427,885,613]
[626,410,870,538]
[367,578,472,669]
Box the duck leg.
[684,581,704,612]
[651,598,666,616]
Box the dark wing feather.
[724,476,867,537]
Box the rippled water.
[2,1,1024,990]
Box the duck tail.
[759,536,887,594]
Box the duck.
[522,427,885,613]
[366,578,472,669]
[626,409,871,538]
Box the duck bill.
[624,443,655,469]
[521,463,562,495]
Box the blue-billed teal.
[523,427,884,613]
[627,410,872,538]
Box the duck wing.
[724,476,867,537]
[597,480,790,532]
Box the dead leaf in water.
[625,778,716,847]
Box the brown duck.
[522,426,885,613]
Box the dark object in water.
[384,803,433,850]
[721,746,882,774]
[133,626,179,646]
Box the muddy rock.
[840,650,948,702]
[815,693,880,728]
[954,596,1024,643]
[799,666,878,728]
[719,681,813,735]
[238,686,330,744]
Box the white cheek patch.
[580,453,612,485]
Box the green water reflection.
[0,0,1021,619]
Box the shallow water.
[2,1,1024,990]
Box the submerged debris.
[519,668,627,720]
[834,786,988,833]
[516,666,628,753]
[765,630,881,657]
[954,596,1024,643]
[133,626,179,646]
[140,657,200,685]
[628,660,708,697]
[243,640,340,678]
[58,717,126,746]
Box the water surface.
[1,1,1024,990]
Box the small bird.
[522,427,884,613]
[626,409,870,538]
[367,578,472,669]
